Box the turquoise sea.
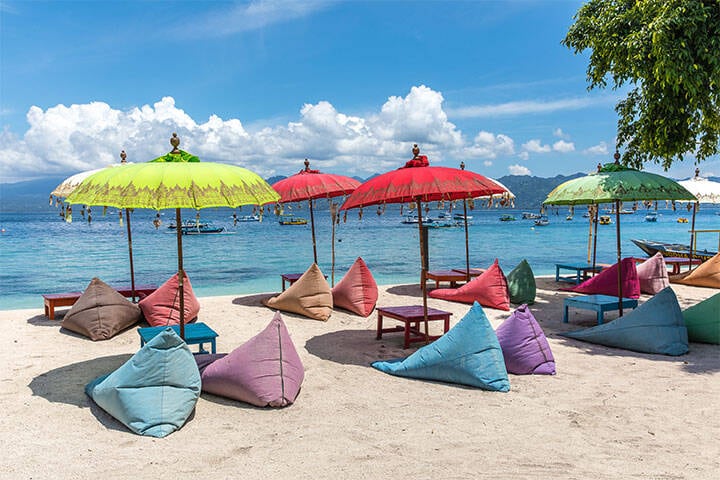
[1,204,718,310]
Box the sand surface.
[1,278,718,479]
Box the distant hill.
[497,173,586,210]
[265,175,287,185]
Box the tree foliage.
[563,0,720,170]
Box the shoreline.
[2,278,718,479]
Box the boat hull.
[631,239,716,260]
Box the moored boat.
[278,214,308,225]
[631,239,716,261]
[598,215,612,225]
[180,221,225,235]
[500,214,517,222]
[534,216,549,226]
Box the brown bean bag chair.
[670,253,720,289]
[62,277,141,341]
[263,263,333,321]
[139,272,200,327]
[331,257,378,317]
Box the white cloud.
[553,128,569,139]
[552,140,575,153]
[447,96,616,119]
[518,151,529,161]
[459,131,515,159]
[522,139,551,153]
[483,160,492,167]
[509,164,531,175]
[584,141,609,155]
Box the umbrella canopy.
[66,133,280,337]
[340,144,506,337]
[679,168,720,260]
[272,159,360,268]
[544,154,696,314]
[52,167,107,200]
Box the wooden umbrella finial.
[120,150,127,163]
[170,133,181,154]
[304,158,310,171]
[460,161,465,170]
[412,143,420,158]
[695,167,700,178]
[613,150,620,163]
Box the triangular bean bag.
[636,253,670,295]
[570,258,641,299]
[138,272,200,327]
[194,312,305,407]
[496,304,555,375]
[372,302,510,391]
[263,263,333,321]
[85,328,201,437]
[560,287,689,356]
[331,257,378,317]
[671,253,720,288]
[682,293,720,344]
[428,259,510,311]
[61,277,141,341]
[506,259,536,305]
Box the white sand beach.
[1,278,718,479]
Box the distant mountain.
[497,173,586,209]
[265,175,287,185]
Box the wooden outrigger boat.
[631,239,716,261]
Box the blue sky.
[1,0,716,183]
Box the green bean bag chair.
[372,302,510,391]
[560,287,689,356]
[682,293,720,344]
[85,328,201,437]
[506,259,536,305]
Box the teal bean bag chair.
[372,302,510,392]
[560,287,689,356]
[506,259,536,305]
[682,293,720,344]
[85,328,201,437]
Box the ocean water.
[1,204,718,310]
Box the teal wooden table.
[563,295,639,325]
[555,263,603,284]
[137,322,218,354]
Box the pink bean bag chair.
[332,257,378,317]
[636,253,670,294]
[570,258,640,299]
[139,272,200,327]
[496,304,555,375]
[195,312,304,407]
[429,259,510,311]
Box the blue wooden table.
[137,322,218,354]
[555,263,603,284]
[563,295,639,325]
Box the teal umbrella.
[544,153,696,314]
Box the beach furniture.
[331,257,378,317]
[281,272,327,291]
[681,293,720,344]
[139,272,200,327]
[563,294,639,325]
[554,263,603,284]
[670,252,720,288]
[264,263,333,321]
[565,258,641,299]
[375,305,452,349]
[138,322,218,354]
[429,259,511,311]
[43,284,156,320]
[194,312,304,407]
[61,278,141,341]
[496,304,555,375]
[373,302,509,391]
[424,270,468,289]
[561,287,688,356]
[506,259,536,305]
[634,252,670,294]
[86,328,201,437]
[451,267,486,278]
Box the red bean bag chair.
[429,259,510,311]
[570,258,640,299]
[139,272,200,327]
[331,257,378,317]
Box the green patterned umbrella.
[66,134,279,337]
[544,156,696,314]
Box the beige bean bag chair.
[263,263,333,321]
[670,253,720,289]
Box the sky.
[1,0,717,183]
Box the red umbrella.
[272,159,360,281]
[340,145,506,337]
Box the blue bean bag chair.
[560,287,689,356]
[85,328,201,437]
[372,302,510,391]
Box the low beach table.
[42,285,157,320]
[555,263,603,284]
[376,305,452,349]
[137,322,218,354]
[451,267,486,278]
[425,270,468,289]
[563,295,639,325]
[280,273,328,291]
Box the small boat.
[401,215,432,224]
[234,214,259,222]
[598,215,612,225]
[677,217,688,223]
[169,219,210,230]
[534,216,549,226]
[631,239,716,261]
[644,211,658,222]
[500,214,517,222]
[180,221,225,235]
[425,219,460,228]
[566,215,573,221]
[278,214,308,225]
[522,212,542,219]
[453,212,473,221]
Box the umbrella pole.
[125,208,137,302]
[463,199,470,282]
[615,200,623,316]
[176,208,185,340]
[416,198,429,343]
[689,202,697,271]
[331,207,336,286]
[592,206,599,271]
[309,199,318,265]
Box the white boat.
[234,214,259,222]
[453,212,473,221]
[644,211,658,222]
[401,215,432,224]
[534,216,549,226]
[522,212,542,219]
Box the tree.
[563,0,720,170]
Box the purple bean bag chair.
[496,304,556,375]
[194,312,304,407]
[570,258,641,299]
[636,252,669,294]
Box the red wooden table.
[42,285,157,320]
[376,305,452,348]
[425,270,468,289]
